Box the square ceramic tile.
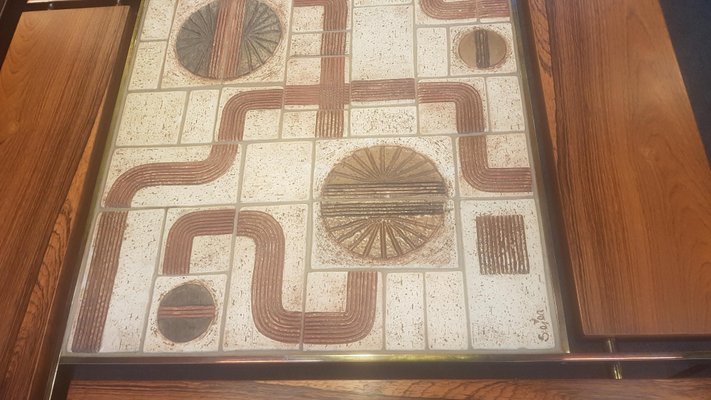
[116,91,187,146]
[352,6,414,80]
[461,199,557,350]
[66,0,563,359]
[241,141,313,202]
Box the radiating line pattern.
[156,282,217,343]
[476,214,530,275]
[419,0,509,20]
[321,146,448,261]
[176,0,281,79]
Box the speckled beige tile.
[223,204,307,350]
[450,23,517,76]
[181,90,219,144]
[160,207,234,275]
[457,133,532,198]
[312,137,458,269]
[216,87,282,141]
[418,78,487,135]
[352,6,414,80]
[281,111,318,138]
[68,209,164,353]
[487,76,525,132]
[140,0,176,40]
[128,41,168,91]
[116,91,186,146]
[292,6,325,33]
[385,273,425,350]
[241,141,313,203]
[350,106,417,136]
[355,0,410,6]
[303,272,383,351]
[102,145,241,208]
[286,57,322,85]
[144,274,226,352]
[162,0,290,88]
[425,271,468,350]
[461,199,557,350]
[416,27,448,78]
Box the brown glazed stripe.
[459,135,532,192]
[163,209,237,276]
[217,89,284,141]
[475,29,491,68]
[476,214,530,275]
[351,79,416,102]
[71,211,128,352]
[209,0,247,79]
[419,0,509,20]
[237,210,378,344]
[417,81,485,132]
[156,305,217,318]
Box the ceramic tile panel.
[66,0,563,360]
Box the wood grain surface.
[0,6,129,398]
[527,0,711,336]
[65,379,711,399]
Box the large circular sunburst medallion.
[320,146,448,261]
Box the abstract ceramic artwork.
[64,0,562,356]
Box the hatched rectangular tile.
[241,141,313,203]
[116,91,186,146]
[352,6,414,80]
[425,271,468,350]
[181,90,220,144]
[223,204,307,350]
[486,75,525,132]
[128,41,168,90]
[140,0,177,40]
[461,199,557,350]
[102,145,241,208]
[144,275,226,352]
[416,27,448,78]
[385,273,425,350]
[68,209,164,353]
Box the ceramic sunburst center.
[320,145,448,261]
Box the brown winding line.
[237,210,378,344]
[419,0,509,20]
[418,81,532,193]
[162,209,237,276]
[294,0,348,138]
[209,0,247,78]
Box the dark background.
[660,0,711,159]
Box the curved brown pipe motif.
[418,81,531,193]
[419,0,509,20]
[163,209,377,344]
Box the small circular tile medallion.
[157,282,216,343]
[458,29,508,70]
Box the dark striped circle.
[175,0,282,79]
[320,146,448,261]
[157,282,216,343]
[458,28,508,70]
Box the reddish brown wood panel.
[66,379,711,400]
[528,0,711,336]
[0,6,129,398]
